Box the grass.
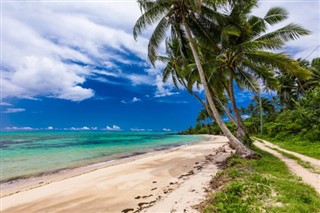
[257,136,320,160]
[202,147,320,213]
[265,146,320,174]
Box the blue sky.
[1,0,319,131]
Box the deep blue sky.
[1,1,319,132]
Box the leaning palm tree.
[133,0,254,157]
[205,2,310,142]
[160,38,237,125]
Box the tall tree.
[204,2,310,142]
[133,0,254,157]
[160,38,237,125]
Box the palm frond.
[263,7,288,25]
[133,2,170,40]
[239,39,284,51]
[148,17,170,64]
[256,23,310,42]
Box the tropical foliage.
[133,0,313,156]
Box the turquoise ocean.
[1,131,205,183]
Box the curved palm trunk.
[184,22,254,157]
[213,97,237,126]
[228,77,252,144]
[182,80,237,126]
[222,83,244,137]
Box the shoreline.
[1,134,210,197]
[1,135,230,213]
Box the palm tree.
[277,58,318,110]
[204,2,310,142]
[133,0,254,156]
[160,38,238,126]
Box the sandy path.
[1,135,229,213]
[254,140,320,193]
[256,138,320,170]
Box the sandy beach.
[1,135,232,213]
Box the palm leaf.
[256,23,310,42]
[148,16,170,64]
[263,7,288,25]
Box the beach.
[1,135,232,213]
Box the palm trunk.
[228,76,252,144]
[222,82,244,137]
[214,97,237,126]
[184,22,254,157]
[182,79,237,126]
[208,86,237,126]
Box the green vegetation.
[184,81,320,157]
[264,145,320,173]
[260,136,320,160]
[203,148,320,212]
[133,0,312,156]
[132,1,319,210]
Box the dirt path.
[255,138,320,170]
[254,140,320,193]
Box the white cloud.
[2,2,149,102]
[2,1,317,103]
[63,126,96,131]
[104,125,121,131]
[121,97,142,103]
[241,115,250,120]
[81,126,90,130]
[0,102,12,106]
[131,128,145,132]
[154,75,179,98]
[251,1,320,60]
[3,108,26,113]
[125,74,154,86]
[162,128,171,132]
[5,126,34,131]
[132,97,141,102]
[131,128,153,132]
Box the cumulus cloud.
[162,128,172,132]
[63,126,96,131]
[3,108,26,113]
[2,1,317,103]
[104,125,121,131]
[2,2,149,102]
[132,97,141,102]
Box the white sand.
[1,135,231,213]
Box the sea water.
[1,131,205,182]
